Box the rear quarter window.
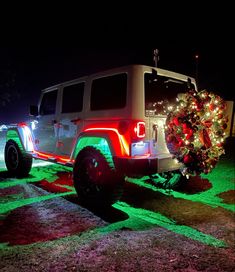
[90,73,127,110]
[62,82,84,113]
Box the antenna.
[153,49,159,67]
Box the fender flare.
[6,125,34,152]
[72,129,129,160]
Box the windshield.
[145,73,194,115]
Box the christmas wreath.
[165,90,228,175]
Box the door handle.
[52,120,62,128]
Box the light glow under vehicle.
[33,150,73,164]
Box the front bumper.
[114,154,182,176]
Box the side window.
[91,73,127,110]
[39,89,58,115]
[62,83,84,113]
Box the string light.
[165,89,228,175]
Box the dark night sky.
[0,47,233,124]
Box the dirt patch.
[218,190,235,204]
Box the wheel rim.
[7,145,19,170]
[80,156,103,194]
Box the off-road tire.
[4,140,33,177]
[73,146,124,207]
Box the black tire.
[4,140,33,177]
[73,146,124,207]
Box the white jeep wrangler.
[4,65,196,206]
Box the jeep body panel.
[6,65,197,175]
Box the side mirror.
[29,105,39,116]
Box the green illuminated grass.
[0,243,8,249]
[0,199,225,249]
[112,202,226,248]
[0,191,74,214]
[0,148,233,251]
[0,163,71,189]
[127,159,235,212]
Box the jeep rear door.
[56,82,85,156]
[144,72,193,154]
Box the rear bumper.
[114,154,182,176]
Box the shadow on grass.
[64,194,129,224]
[0,170,13,181]
[0,170,36,181]
[176,176,212,194]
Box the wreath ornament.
[165,90,228,176]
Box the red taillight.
[18,122,27,127]
[132,121,145,139]
[117,120,146,142]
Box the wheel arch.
[71,130,127,161]
[6,125,34,152]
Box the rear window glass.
[145,73,194,114]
